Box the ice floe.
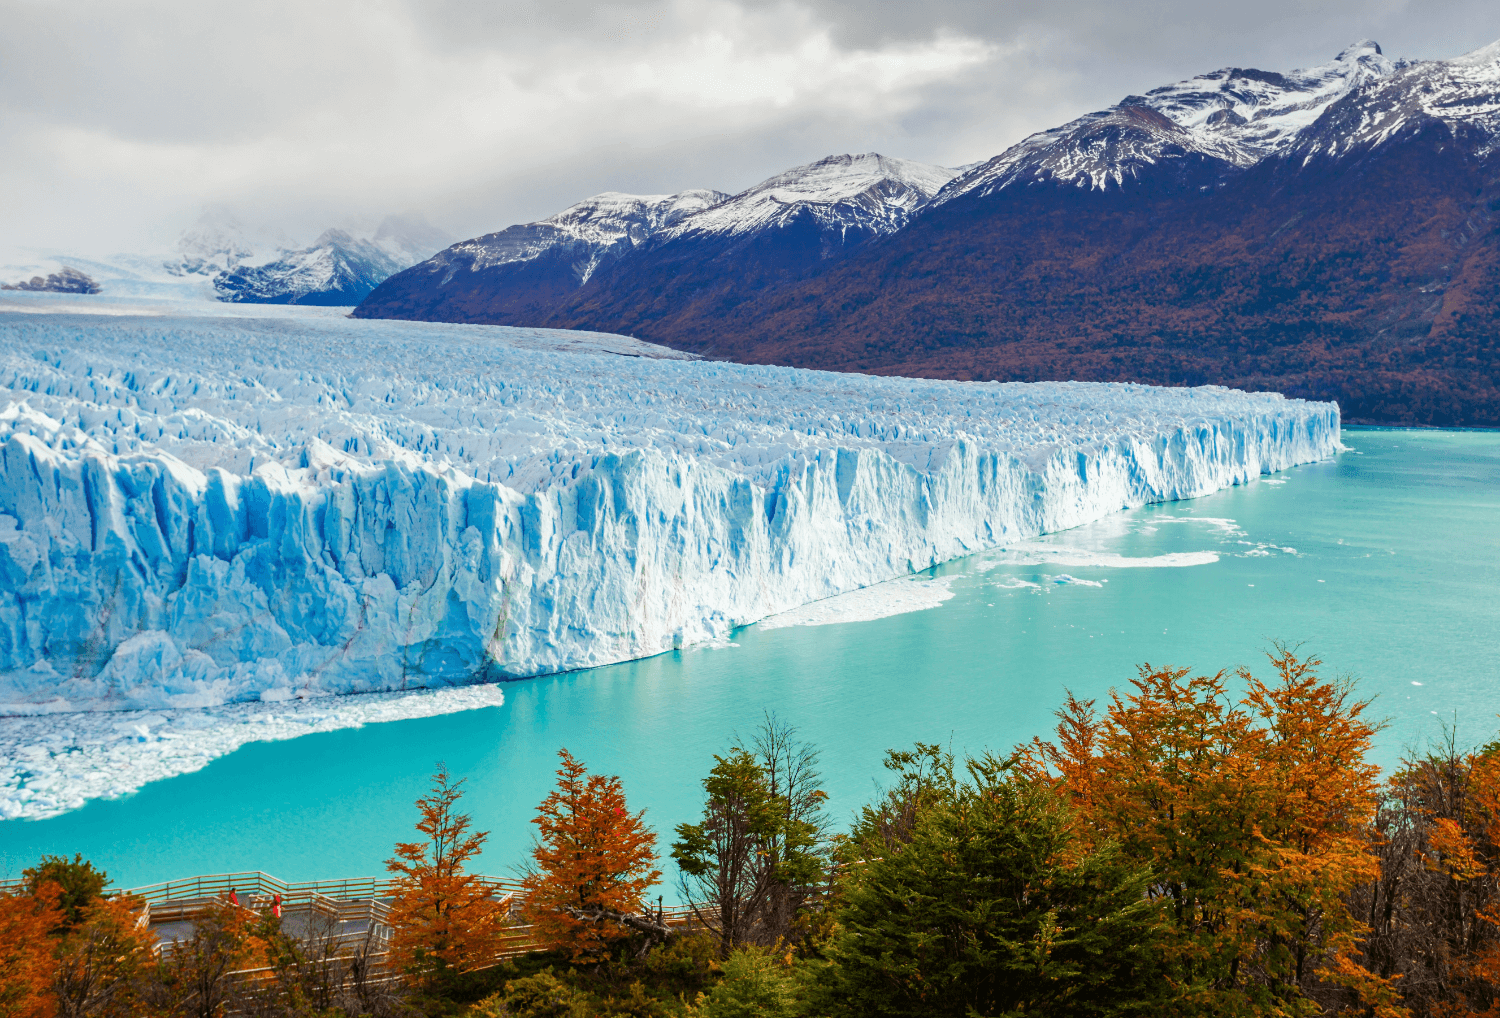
[0,684,504,820]
[756,576,955,630]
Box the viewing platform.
[2,870,707,965]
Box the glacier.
[1,294,1340,723]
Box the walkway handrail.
[0,871,527,904]
[4,868,718,966]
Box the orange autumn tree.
[1425,743,1500,1017]
[0,883,62,1018]
[386,765,507,989]
[52,893,155,1018]
[1023,645,1399,1015]
[521,748,661,960]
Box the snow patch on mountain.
[661,153,957,241]
[1292,38,1500,160]
[451,190,730,285]
[939,40,1401,199]
[0,295,1339,719]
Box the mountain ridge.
[354,37,1500,426]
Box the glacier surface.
[0,295,1340,720]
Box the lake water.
[2,428,1496,891]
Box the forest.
[4,646,1498,1017]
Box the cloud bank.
[2,0,1498,256]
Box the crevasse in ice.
[0,307,1340,714]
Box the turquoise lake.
[2,428,1497,890]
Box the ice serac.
[0,307,1340,713]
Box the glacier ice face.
[0,297,1340,714]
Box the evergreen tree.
[826,752,1169,1017]
[21,855,107,933]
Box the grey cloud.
[1,0,1498,259]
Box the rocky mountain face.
[352,154,955,324]
[356,39,1500,426]
[1,267,101,294]
[352,190,729,322]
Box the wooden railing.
[109,871,526,908]
[1,869,712,966]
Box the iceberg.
[0,297,1340,717]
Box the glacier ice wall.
[0,305,1341,712]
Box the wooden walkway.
[3,870,708,967]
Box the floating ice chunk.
[757,577,955,630]
[980,548,1218,569]
[0,685,505,820]
[1050,574,1105,587]
[1151,516,1245,536]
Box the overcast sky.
[4,0,1499,257]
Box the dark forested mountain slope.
[354,154,955,326]
[354,189,729,323]
[616,123,1499,425]
[356,40,1500,425]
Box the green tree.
[672,750,819,956]
[22,854,108,932]
[696,946,800,1018]
[739,713,830,949]
[825,752,1170,1017]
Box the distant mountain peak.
[1337,38,1383,59]
[1290,35,1500,161]
[938,41,1402,202]
[445,188,732,285]
[210,216,452,306]
[661,152,957,243]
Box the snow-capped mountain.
[353,189,727,322]
[1289,39,1500,160]
[355,154,953,324]
[937,41,1399,202]
[661,153,955,243]
[586,36,1500,426]
[446,189,728,285]
[217,217,452,305]
[216,228,408,305]
[354,37,1500,425]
